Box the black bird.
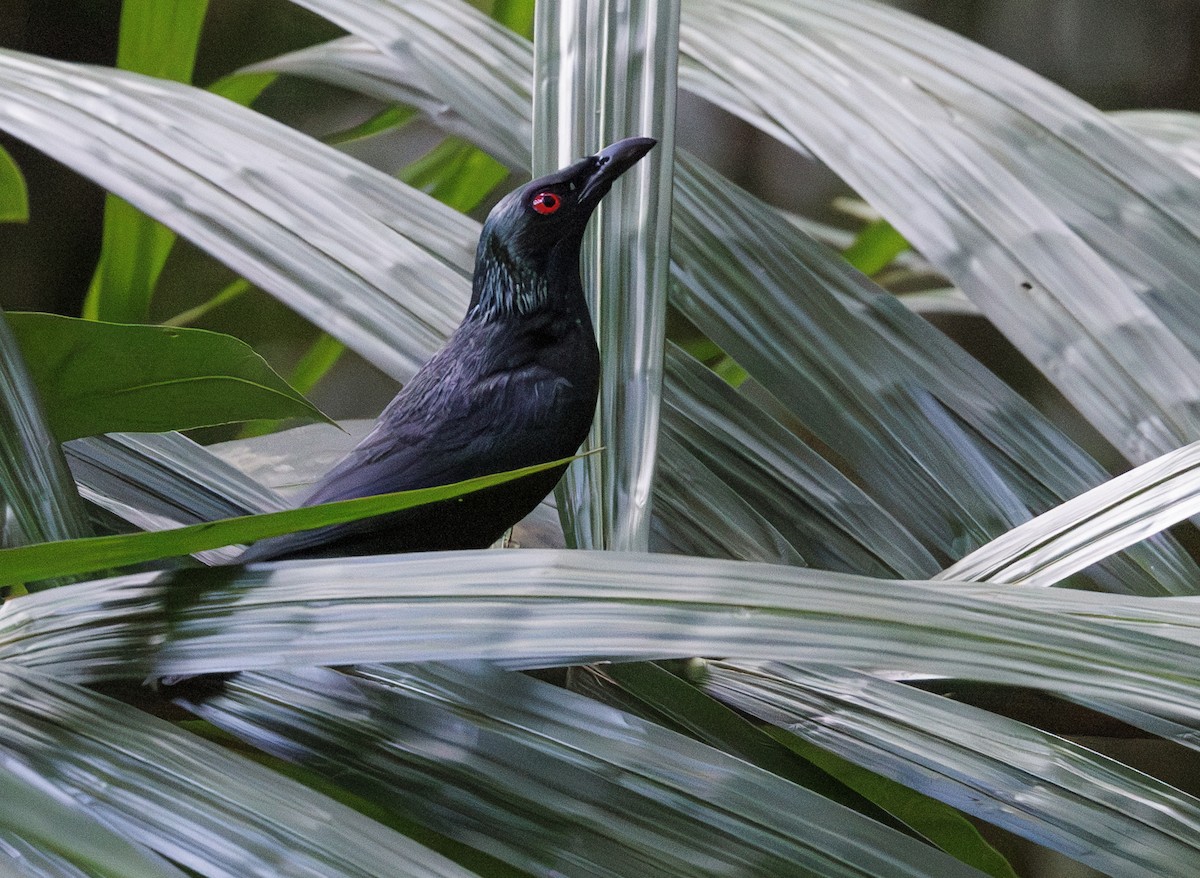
[240,136,657,562]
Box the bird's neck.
[468,234,589,322]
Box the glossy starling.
[240,136,657,561]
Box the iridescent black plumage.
[240,137,656,561]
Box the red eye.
[530,191,561,215]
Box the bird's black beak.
[578,136,658,205]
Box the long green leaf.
[0,766,187,878]
[679,0,1200,465]
[7,312,330,441]
[83,0,209,322]
[65,431,285,568]
[0,665,474,878]
[8,551,1200,722]
[0,455,582,584]
[0,49,475,383]
[705,660,1200,878]
[75,409,807,565]
[176,663,987,878]
[941,438,1200,585]
[595,662,1015,878]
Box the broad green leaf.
[175,663,986,878]
[6,312,330,442]
[533,0,678,551]
[0,142,28,223]
[0,308,93,555]
[0,454,584,585]
[0,665,473,878]
[83,0,210,323]
[706,661,1200,878]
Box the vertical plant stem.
[534,0,679,551]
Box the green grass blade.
[0,454,584,586]
[83,0,209,322]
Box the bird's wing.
[237,352,581,562]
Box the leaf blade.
[0,455,585,584]
[7,312,330,441]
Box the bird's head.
[470,136,658,317]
